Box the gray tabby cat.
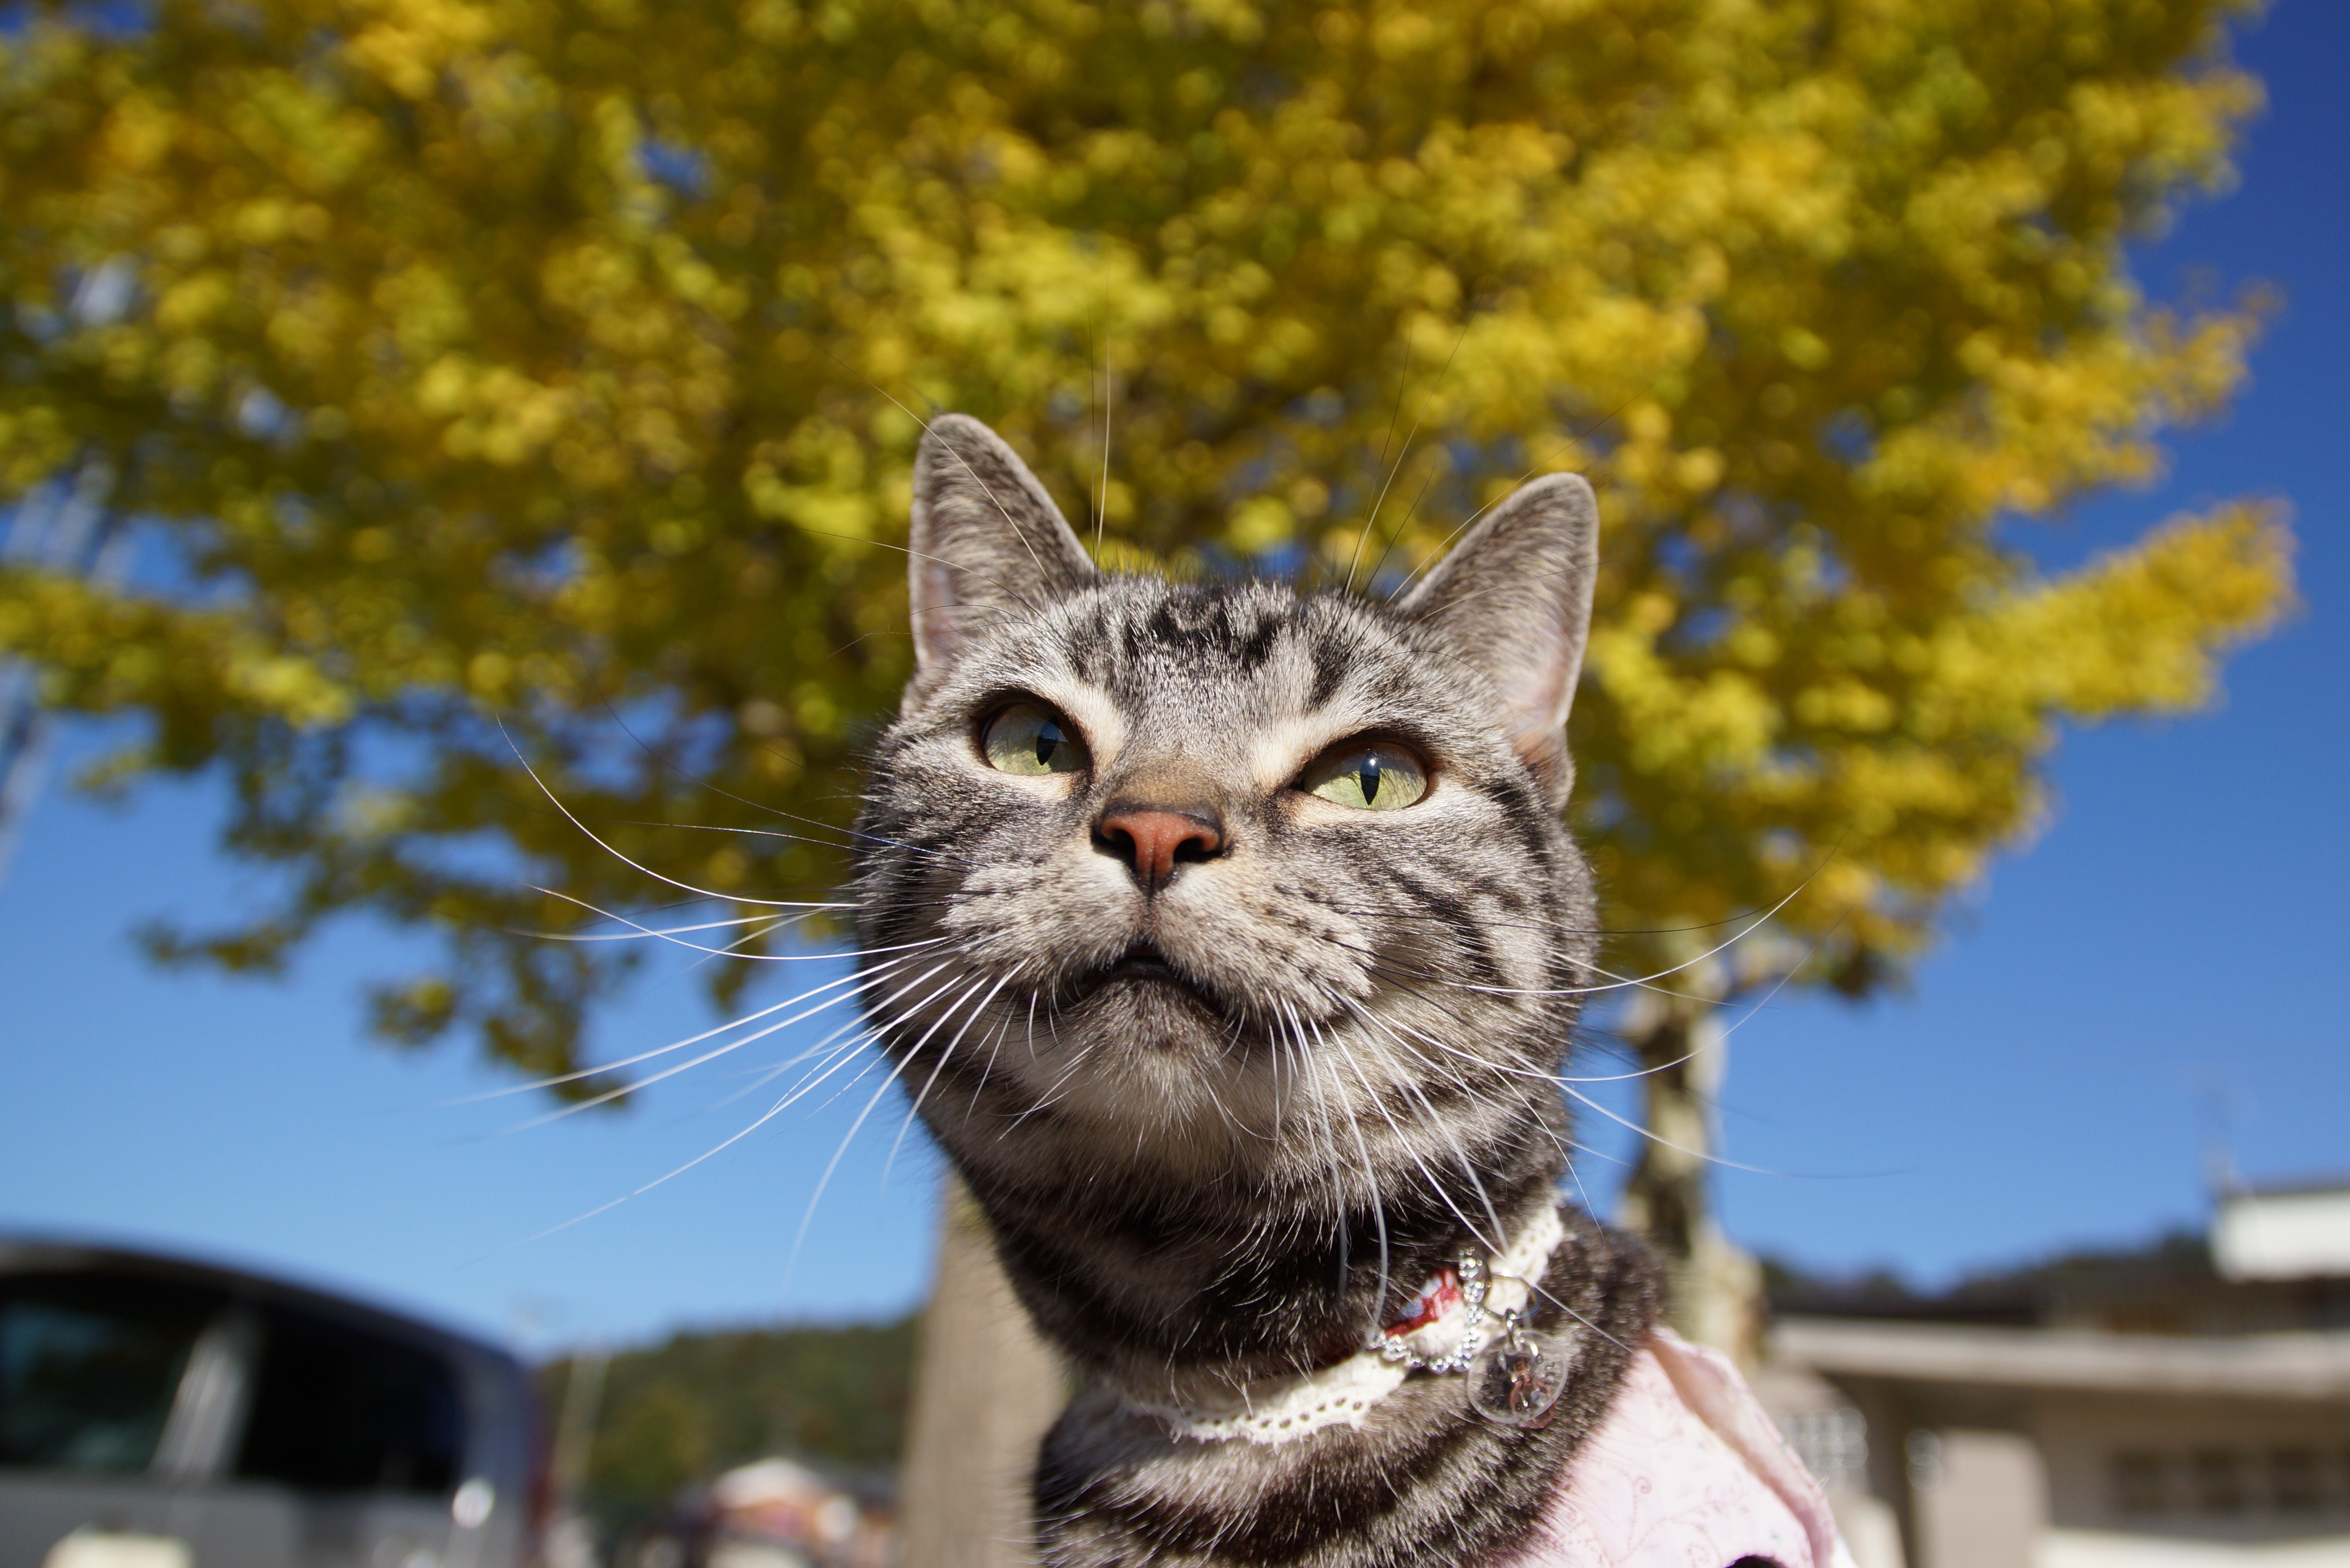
[852,415,1662,1568]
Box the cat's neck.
[962,1121,1574,1389]
[1029,1209,1662,1568]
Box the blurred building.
[1761,1180,2350,1568]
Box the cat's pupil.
[1358,757,1382,804]
[1034,719,1065,767]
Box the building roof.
[1773,1315,2350,1403]
[2236,1172,2350,1200]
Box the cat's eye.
[1297,741,1428,811]
[981,702,1091,776]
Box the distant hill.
[1762,1227,2250,1331]
[543,1315,917,1530]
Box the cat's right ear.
[1399,473,1599,807]
[908,414,1098,680]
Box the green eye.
[982,702,1091,776]
[1299,742,1428,811]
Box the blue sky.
[4,4,2345,1354]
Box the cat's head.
[853,414,1600,1213]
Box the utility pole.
[546,1345,611,1568]
[897,1176,1064,1568]
[1615,951,1770,1365]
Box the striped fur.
[852,416,1660,1566]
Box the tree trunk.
[1617,984,1765,1365]
[897,1175,1065,1568]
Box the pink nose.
[1097,806,1224,892]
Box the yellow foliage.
[0,0,2292,1069]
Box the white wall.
[2214,1190,2350,1281]
[1915,1431,2046,1568]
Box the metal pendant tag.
[1468,1330,1570,1429]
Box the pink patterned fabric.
[1519,1330,1851,1568]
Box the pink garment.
[1520,1330,1852,1568]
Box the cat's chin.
[1060,941,1237,1027]
[1063,971,1242,1062]
[990,981,1310,1172]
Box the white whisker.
[445,957,923,1104]
[523,883,940,964]
[501,728,884,908]
[783,968,995,1285]
[883,971,1011,1184]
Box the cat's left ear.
[1399,473,1599,806]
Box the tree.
[539,1315,917,1533]
[0,0,2292,1521]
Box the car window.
[234,1305,464,1496]
[0,1271,221,1473]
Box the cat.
[849,416,1838,1568]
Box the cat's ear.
[908,414,1098,678]
[1400,473,1599,804]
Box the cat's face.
[854,416,1601,1205]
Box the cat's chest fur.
[852,414,1663,1566]
[1031,1216,1661,1568]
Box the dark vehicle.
[0,1238,540,1568]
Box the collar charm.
[1468,1307,1572,1429]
